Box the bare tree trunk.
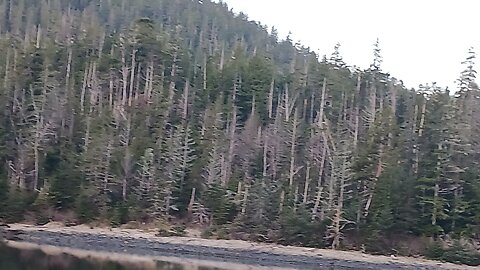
[312,143,327,220]
[33,126,40,191]
[412,100,427,176]
[68,108,75,139]
[80,62,89,113]
[122,116,132,201]
[84,116,91,152]
[224,77,238,186]
[91,61,101,113]
[128,49,137,107]
[121,45,128,106]
[167,50,178,114]
[18,149,27,190]
[103,138,113,191]
[98,30,105,59]
[4,47,10,90]
[432,182,439,226]
[144,61,152,104]
[279,190,285,213]
[122,147,131,201]
[109,69,114,110]
[310,89,315,125]
[12,48,19,112]
[219,43,225,71]
[203,54,207,90]
[353,74,361,150]
[262,131,268,182]
[288,109,299,188]
[318,78,327,127]
[303,161,311,204]
[268,78,274,119]
[35,24,41,49]
[134,63,141,103]
[327,155,337,213]
[412,104,419,174]
[293,185,299,213]
[63,47,73,135]
[187,187,196,216]
[432,143,442,226]
[367,82,377,129]
[419,100,426,137]
[364,145,383,217]
[241,183,249,215]
[332,157,346,250]
[182,79,190,120]
[284,83,290,122]
[387,80,397,147]
[148,61,154,104]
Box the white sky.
[220,0,480,89]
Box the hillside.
[0,0,479,265]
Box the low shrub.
[426,242,480,266]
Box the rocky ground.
[3,224,476,270]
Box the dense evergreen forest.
[0,0,479,262]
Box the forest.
[0,0,479,264]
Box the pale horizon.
[220,0,480,90]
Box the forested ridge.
[0,0,479,263]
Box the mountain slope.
[0,0,478,263]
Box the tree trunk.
[122,149,131,201]
[134,62,141,103]
[219,43,225,71]
[4,47,10,90]
[412,104,419,175]
[279,190,285,213]
[182,79,190,120]
[262,131,268,183]
[327,154,336,213]
[312,143,327,220]
[80,62,89,113]
[303,161,311,204]
[364,145,383,217]
[419,100,426,137]
[288,109,299,188]
[35,24,41,48]
[128,49,137,107]
[284,83,290,122]
[121,45,128,106]
[33,127,39,191]
[353,74,361,150]
[432,143,442,226]
[332,155,347,250]
[318,78,327,127]
[63,47,73,135]
[224,77,238,187]
[309,88,315,125]
[187,187,196,216]
[293,185,299,213]
[268,78,274,119]
[241,184,249,215]
[109,69,114,110]
[367,81,377,129]
[203,54,207,90]
[84,116,91,152]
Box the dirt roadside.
[5,223,477,270]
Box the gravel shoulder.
[5,223,476,270]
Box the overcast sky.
[221,0,480,89]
